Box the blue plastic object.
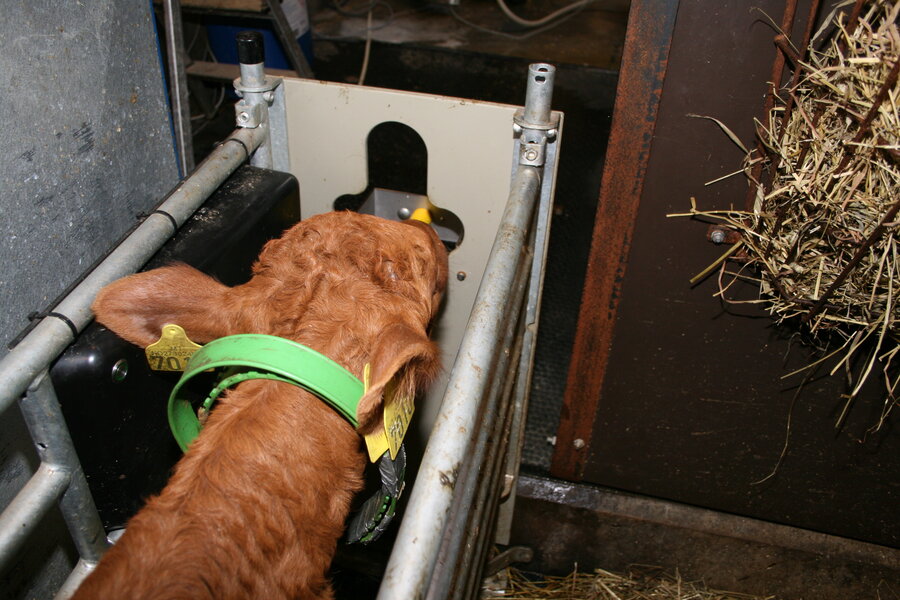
[207,24,313,70]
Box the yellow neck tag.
[145,324,202,371]
[362,364,414,462]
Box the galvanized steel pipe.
[522,63,555,127]
[0,462,70,569]
[21,373,110,564]
[0,126,264,417]
[377,165,542,599]
[54,559,98,600]
[431,253,532,600]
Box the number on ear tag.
[145,324,202,371]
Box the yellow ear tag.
[382,382,415,460]
[362,364,415,462]
[145,324,202,372]
[363,364,389,462]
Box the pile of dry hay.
[488,566,774,600]
[676,0,900,430]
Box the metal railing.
[0,60,560,600]
[379,64,561,599]
[0,126,266,596]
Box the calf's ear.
[356,322,441,434]
[91,264,236,347]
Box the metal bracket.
[235,99,265,129]
[513,109,560,167]
[231,32,285,165]
[512,110,561,135]
[518,140,546,167]
[234,75,283,130]
[233,76,283,97]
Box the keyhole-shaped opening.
[333,122,464,250]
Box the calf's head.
[92,210,449,433]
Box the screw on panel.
[111,360,129,383]
[456,271,467,281]
[710,229,727,244]
[573,438,585,449]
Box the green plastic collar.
[167,334,364,452]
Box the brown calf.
[72,211,448,599]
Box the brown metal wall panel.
[559,0,899,548]
[551,0,680,480]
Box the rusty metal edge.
[550,0,680,481]
[517,474,900,571]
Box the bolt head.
[111,359,129,383]
[525,150,538,161]
[238,112,250,123]
[573,438,585,449]
[456,271,467,281]
[710,229,727,244]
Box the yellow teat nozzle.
[410,208,432,224]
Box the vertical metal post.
[234,31,283,170]
[523,64,555,126]
[54,559,97,600]
[378,63,560,600]
[267,84,292,173]
[237,31,267,90]
[21,373,110,564]
[162,0,194,175]
[436,245,533,600]
[448,63,560,598]
[378,165,543,600]
[0,371,109,584]
[494,75,563,545]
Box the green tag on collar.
[167,334,364,451]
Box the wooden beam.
[186,60,297,82]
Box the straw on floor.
[487,565,775,600]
